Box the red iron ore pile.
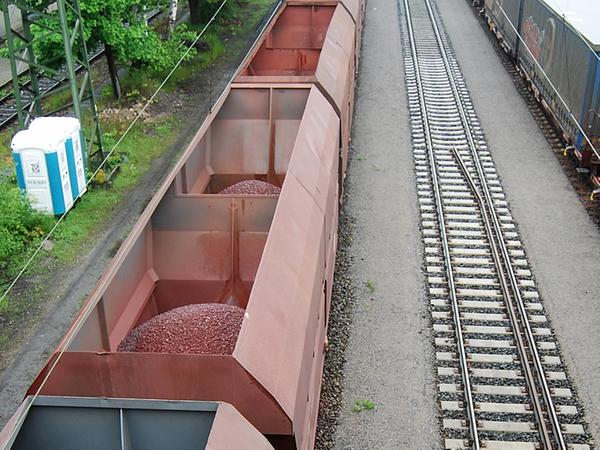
[219,179,281,195]
[118,303,245,355]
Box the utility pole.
[1,0,104,164]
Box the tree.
[188,0,230,25]
[79,0,195,98]
[188,0,202,24]
[15,0,197,99]
[168,0,178,32]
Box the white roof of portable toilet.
[29,116,81,133]
[11,128,69,153]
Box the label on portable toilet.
[29,117,87,201]
[14,149,53,213]
[70,129,86,196]
[55,144,74,212]
[63,136,83,200]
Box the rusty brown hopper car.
[1,0,363,448]
[0,397,274,450]
[7,85,339,450]
[235,1,357,177]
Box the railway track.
[400,0,591,448]
[0,45,108,130]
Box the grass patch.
[41,85,73,114]
[352,399,375,413]
[365,279,375,294]
[162,32,226,92]
[0,290,33,350]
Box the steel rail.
[422,0,566,447]
[402,0,481,447]
[0,43,110,129]
[451,148,553,448]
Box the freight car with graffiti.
[483,0,600,183]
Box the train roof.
[541,0,600,51]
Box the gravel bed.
[118,303,244,355]
[218,180,281,195]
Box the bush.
[0,180,55,283]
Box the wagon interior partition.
[2,397,274,450]
[238,5,336,78]
[178,87,309,194]
[65,86,310,354]
[236,2,356,175]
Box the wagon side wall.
[518,0,597,145]
[484,0,522,56]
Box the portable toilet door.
[29,117,87,200]
[11,129,74,215]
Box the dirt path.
[0,2,278,429]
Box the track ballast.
[400,0,591,448]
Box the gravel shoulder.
[436,0,600,443]
[332,0,440,448]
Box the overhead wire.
[0,0,284,445]
[0,0,232,444]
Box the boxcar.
[484,0,600,169]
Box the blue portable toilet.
[29,117,87,201]
[11,129,74,215]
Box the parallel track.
[400,0,590,448]
[0,48,104,129]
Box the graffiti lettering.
[522,16,544,61]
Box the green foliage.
[201,0,236,21]
[365,279,375,294]
[5,0,198,76]
[352,399,375,413]
[83,0,199,74]
[0,180,54,282]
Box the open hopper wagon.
[0,0,365,447]
[13,85,339,450]
[0,397,274,450]
[235,1,357,178]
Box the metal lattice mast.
[1,0,104,162]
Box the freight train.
[482,0,600,184]
[0,1,363,448]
